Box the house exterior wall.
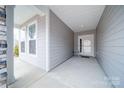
[74,30,96,56]
[49,10,74,70]
[19,15,46,70]
[96,5,124,87]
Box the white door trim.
[78,34,94,57]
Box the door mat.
[81,56,90,58]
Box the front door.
[78,34,94,56]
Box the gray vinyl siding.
[19,15,46,70]
[96,5,124,87]
[49,10,74,70]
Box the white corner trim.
[46,9,50,72]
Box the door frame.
[78,34,94,57]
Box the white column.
[6,5,15,85]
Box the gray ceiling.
[14,5,105,32]
[49,5,105,32]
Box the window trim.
[27,20,37,56]
[20,27,26,54]
[20,41,25,53]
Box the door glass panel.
[84,47,91,53]
[80,39,82,52]
[84,40,92,54]
[84,40,91,46]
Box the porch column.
[6,5,15,85]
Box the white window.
[20,27,26,53]
[27,21,37,55]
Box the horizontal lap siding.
[49,10,74,70]
[19,15,46,70]
[96,6,124,87]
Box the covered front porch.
[9,56,112,88]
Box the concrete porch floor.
[9,57,46,88]
[9,56,112,88]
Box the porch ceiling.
[49,5,105,32]
[14,5,45,27]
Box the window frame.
[27,20,37,56]
[20,27,26,53]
